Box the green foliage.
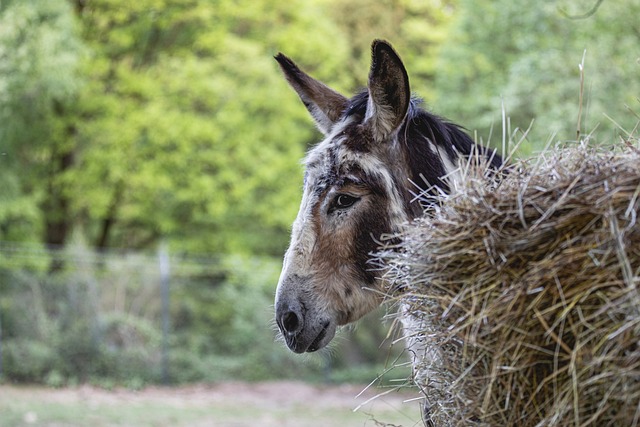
[0,251,164,385]
[0,249,402,385]
[66,0,359,255]
[3,339,59,382]
[0,0,83,150]
[1,0,638,250]
[0,0,463,255]
[321,0,457,98]
[434,0,640,154]
[170,255,321,382]
[0,0,85,242]
[1,0,638,387]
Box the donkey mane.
[343,90,501,216]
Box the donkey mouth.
[306,322,330,352]
[285,321,333,353]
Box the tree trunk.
[95,180,124,250]
[43,100,77,272]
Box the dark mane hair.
[344,90,502,214]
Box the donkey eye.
[335,194,359,209]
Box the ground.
[0,381,423,427]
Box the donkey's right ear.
[275,53,348,136]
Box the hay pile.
[384,143,640,426]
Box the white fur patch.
[365,95,397,141]
[436,144,464,191]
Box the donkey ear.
[365,40,410,141]
[275,53,349,136]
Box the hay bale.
[384,143,640,426]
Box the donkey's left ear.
[365,40,410,141]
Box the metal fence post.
[159,244,171,384]
[0,308,3,379]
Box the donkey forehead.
[303,120,392,190]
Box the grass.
[0,381,422,427]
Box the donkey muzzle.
[275,299,335,353]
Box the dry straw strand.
[383,142,640,426]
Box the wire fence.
[0,240,226,276]
[0,240,409,386]
[0,240,291,385]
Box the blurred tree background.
[0,0,637,386]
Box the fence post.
[159,244,171,385]
[0,308,3,379]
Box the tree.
[0,0,85,247]
[433,0,640,154]
[0,0,463,256]
[321,0,457,100]
[67,0,355,255]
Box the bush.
[3,339,58,382]
[0,251,399,386]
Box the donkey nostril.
[281,310,302,335]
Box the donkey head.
[274,41,419,353]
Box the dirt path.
[0,381,423,427]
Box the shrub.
[3,339,58,382]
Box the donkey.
[274,40,502,354]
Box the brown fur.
[274,40,502,354]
